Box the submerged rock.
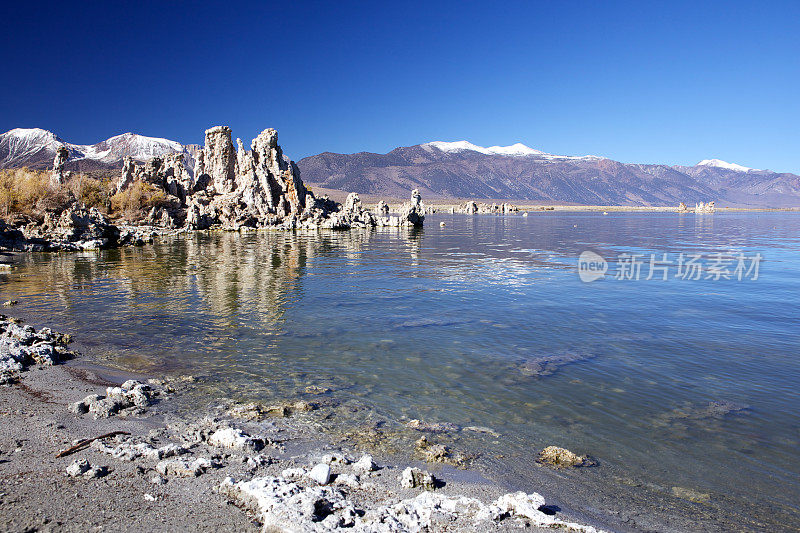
[414,436,468,466]
[672,486,711,504]
[537,446,591,468]
[405,419,460,433]
[519,351,595,377]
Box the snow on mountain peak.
[423,140,602,161]
[425,141,493,154]
[696,159,752,172]
[424,140,544,157]
[485,143,545,156]
[0,127,192,169]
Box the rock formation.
[459,200,517,214]
[376,200,389,216]
[116,125,425,231]
[398,189,425,226]
[50,146,69,186]
[695,201,716,214]
[677,202,689,213]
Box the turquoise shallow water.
[2,211,799,531]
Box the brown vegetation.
[0,167,167,222]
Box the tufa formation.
[117,126,425,231]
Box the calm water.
[2,212,799,531]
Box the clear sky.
[2,0,798,172]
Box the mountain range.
[297,142,800,207]
[0,128,200,175]
[2,128,798,207]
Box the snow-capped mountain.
[422,140,602,160]
[0,128,197,172]
[298,141,800,207]
[696,159,753,172]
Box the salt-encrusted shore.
[0,316,607,533]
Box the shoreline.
[0,314,609,532]
[304,185,800,212]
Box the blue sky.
[2,1,798,171]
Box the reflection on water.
[2,212,800,531]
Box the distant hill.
[297,142,800,207]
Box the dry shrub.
[67,175,113,210]
[110,181,169,221]
[0,168,53,216]
[0,168,118,219]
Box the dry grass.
[109,180,170,221]
[0,167,164,222]
[0,168,55,217]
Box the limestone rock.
[197,126,237,195]
[113,124,424,231]
[66,458,107,479]
[695,201,716,213]
[34,204,120,248]
[0,316,76,382]
[537,446,590,468]
[376,200,389,216]
[50,145,70,186]
[70,380,155,418]
[353,454,377,474]
[219,476,358,531]
[398,189,425,227]
[400,467,437,490]
[66,458,91,477]
[207,427,264,452]
[308,463,331,485]
[157,457,216,477]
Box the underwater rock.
[672,486,711,504]
[519,351,595,377]
[414,436,467,466]
[537,446,591,468]
[405,419,460,433]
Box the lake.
[2,211,799,531]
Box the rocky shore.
[0,315,606,532]
[0,125,425,253]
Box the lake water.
[2,212,799,531]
